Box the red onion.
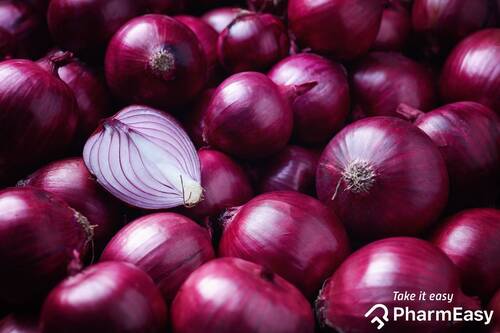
[432,208,500,299]
[101,212,214,302]
[40,262,167,333]
[0,58,77,185]
[372,1,411,51]
[219,191,350,298]
[182,89,214,148]
[316,117,448,240]
[316,237,479,333]
[351,52,436,117]
[247,0,287,16]
[83,105,202,210]
[0,187,92,306]
[171,257,315,333]
[201,7,248,33]
[489,290,500,332]
[203,72,293,159]
[440,29,500,113]
[188,149,253,218]
[398,102,500,207]
[217,13,289,73]
[288,0,383,59]
[0,314,39,333]
[105,14,206,109]
[268,53,350,144]
[19,158,122,252]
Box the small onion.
[440,29,500,113]
[171,257,315,333]
[372,0,411,51]
[432,208,500,299]
[40,262,167,333]
[182,89,214,148]
[0,187,92,306]
[203,72,293,159]
[247,0,287,16]
[268,53,350,144]
[398,102,500,207]
[316,237,479,333]
[316,117,448,240]
[219,191,350,298]
[351,52,436,117]
[83,105,202,210]
[101,212,215,302]
[0,314,39,333]
[105,14,207,109]
[489,290,500,332]
[201,7,248,33]
[217,13,290,73]
[288,0,383,59]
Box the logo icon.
[365,304,390,330]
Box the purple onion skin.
[218,13,290,73]
[182,89,214,148]
[440,29,500,114]
[316,117,448,241]
[269,53,350,144]
[172,257,315,333]
[203,72,293,159]
[247,0,287,16]
[317,237,477,333]
[105,14,207,109]
[220,191,350,298]
[0,187,89,306]
[101,213,214,302]
[489,290,500,332]
[372,1,411,51]
[40,262,167,333]
[201,7,248,33]
[0,314,39,333]
[189,149,253,219]
[288,0,383,60]
[432,208,500,299]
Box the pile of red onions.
[201,7,248,33]
[219,191,350,298]
[316,237,479,332]
[171,257,315,333]
[0,313,39,333]
[372,0,411,51]
[0,187,92,306]
[432,208,500,299]
[105,14,206,109]
[268,53,350,144]
[83,105,202,210]
[40,261,166,333]
[316,117,448,240]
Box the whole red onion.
[268,53,350,144]
[247,0,287,16]
[219,191,350,298]
[398,102,500,207]
[172,257,315,333]
[218,13,289,73]
[182,89,214,147]
[101,213,214,302]
[288,0,383,59]
[105,14,206,109]
[203,72,293,159]
[316,237,479,333]
[0,314,39,333]
[201,7,249,33]
[316,117,448,240]
[351,52,436,117]
[40,262,167,333]
[432,208,500,299]
[0,59,77,184]
[0,187,92,306]
[489,290,500,332]
[440,29,500,113]
[19,158,122,252]
[372,0,411,51]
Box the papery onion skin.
[432,208,500,299]
[0,187,91,306]
[219,191,350,298]
[40,262,167,333]
[201,7,248,33]
[204,71,293,159]
[489,290,500,333]
[0,59,77,185]
[0,313,39,333]
[288,0,383,60]
[316,117,448,240]
[182,89,214,148]
[372,1,411,51]
[105,14,206,109]
[101,212,214,302]
[83,105,202,210]
[440,29,500,113]
[351,52,436,117]
[172,257,315,333]
[316,237,478,333]
[20,158,122,252]
[217,13,290,73]
[268,53,349,144]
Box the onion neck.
[396,103,425,123]
[339,160,376,196]
[69,210,94,275]
[281,81,318,102]
[148,48,176,80]
[38,51,74,77]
